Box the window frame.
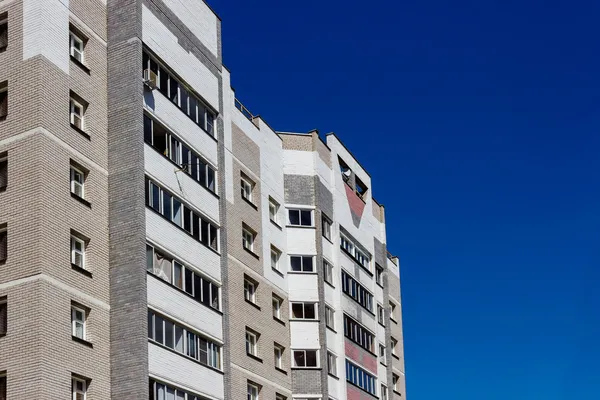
[71,235,86,269]
[0,156,7,191]
[377,304,385,326]
[247,382,260,400]
[391,337,398,356]
[390,301,398,322]
[72,376,87,400]
[289,255,314,273]
[325,305,335,330]
[381,384,388,400]
[375,264,384,286]
[241,175,254,203]
[272,295,283,320]
[70,165,86,199]
[0,297,6,336]
[288,208,313,227]
[242,226,255,252]
[0,83,7,120]
[274,343,284,369]
[245,329,258,357]
[69,97,85,130]
[71,304,87,340]
[323,260,334,285]
[0,16,7,52]
[292,349,319,368]
[392,374,399,392]
[270,246,281,272]
[322,215,332,240]
[327,351,337,377]
[269,197,280,224]
[244,278,257,304]
[290,302,317,320]
[69,31,85,64]
[0,226,7,264]
[379,343,386,365]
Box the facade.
[0,0,405,400]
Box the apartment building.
[0,0,405,399]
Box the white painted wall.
[160,0,219,58]
[146,209,221,282]
[145,145,220,222]
[148,277,223,341]
[143,5,219,110]
[290,321,320,349]
[144,92,218,167]
[288,274,319,301]
[286,228,317,255]
[283,150,315,176]
[23,0,70,73]
[149,343,224,399]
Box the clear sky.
[217,1,600,398]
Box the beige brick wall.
[280,133,313,151]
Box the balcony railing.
[235,98,254,121]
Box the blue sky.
[218,1,600,398]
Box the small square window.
[272,295,282,320]
[274,343,284,369]
[327,351,337,376]
[241,175,254,203]
[71,234,86,269]
[69,31,85,64]
[242,226,256,252]
[288,209,312,227]
[270,246,281,272]
[71,304,87,340]
[322,215,332,240]
[70,96,86,131]
[244,276,257,304]
[70,165,86,199]
[269,197,279,224]
[246,329,258,357]
[72,376,88,400]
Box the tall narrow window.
[69,31,85,64]
[0,155,6,191]
[376,264,384,286]
[0,372,6,400]
[72,376,87,400]
[390,301,397,322]
[0,81,7,120]
[377,304,385,326]
[71,235,86,269]
[270,246,281,272]
[0,225,5,264]
[70,97,86,130]
[379,343,386,365]
[274,344,284,369]
[247,383,259,400]
[245,329,258,357]
[242,226,255,252]
[0,297,6,336]
[0,14,7,52]
[272,295,283,320]
[244,277,257,304]
[322,215,332,240]
[71,304,87,340]
[325,305,335,330]
[323,260,334,285]
[241,175,254,203]
[381,385,388,400]
[392,374,399,392]
[327,351,337,376]
[269,197,279,224]
[70,165,86,199]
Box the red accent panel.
[347,385,362,400]
[345,339,378,375]
[345,184,365,219]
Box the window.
[144,114,217,193]
[244,277,257,304]
[0,81,7,120]
[70,96,86,130]
[0,372,5,400]
[288,209,312,227]
[146,244,220,310]
[270,246,281,272]
[143,51,217,137]
[247,383,259,400]
[69,31,85,63]
[379,343,386,365]
[148,309,221,369]
[341,270,374,313]
[391,337,398,356]
[0,14,7,52]
[149,380,209,400]
[145,177,219,251]
[272,295,282,320]
[345,360,376,395]
[241,175,254,203]
[390,301,397,322]
[72,376,87,400]
[269,197,279,224]
[325,305,335,330]
[323,260,333,285]
[322,215,332,240]
[0,155,6,191]
[392,374,399,392]
[246,329,258,357]
[70,165,86,199]
[0,226,6,264]
[381,385,388,400]
[289,255,314,273]
[340,234,371,272]
[377,304,385,326]
[327,351,337,376]
[0,297,6,335]
[291,302,316,320]
[274,343,284,369]
[242,226,255,252]
[343,314,375,353]
[71,304,86,340]
[376,264,384,286]
[292,349,318,368]
[276,394,287,400]
[71,235,86,269]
